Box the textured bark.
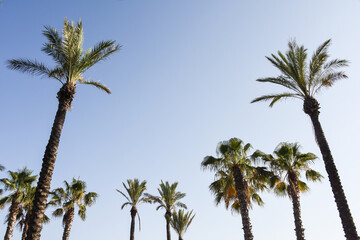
[165,211,172,240]
[25,83,76,240]
[22,211,31,240]
[304,97,359,240]
[130,207,137,240]
[288,171,305,240]
[4,192,21,240]
[62,208,75,240]
[232,166,254,240]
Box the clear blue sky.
[1,0,360,239]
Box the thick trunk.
[25,84,75,240]
[165,211,172,240]
[304,97,359,240]
[62,208,75,240]
[232,166,254,240]
[288,172,305,240]
[179,236,183,240]
[4,193,21,240]
[130,207,137,240]
[22,211,31,240]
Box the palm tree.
[201,138,270,240]
[7,19,119,240]
[253,143,322,240]
[16,186,50,240]
[49,178,98,240]
[0,168,37,240]
[251,39,359,239]
[170,209,195,240]
[116,179,147,240]
[144,181,187,240]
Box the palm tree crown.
[254,142,322,197]
[50,178,98,222]
[251,39,348,107]
[8,18,120,95]
[170,209,195,240]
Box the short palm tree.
[251,39,358,239]
[0,168,37,240]
[144,181,187,240]
[16,186,50,240]
[7,19,119,240]
[170,209,195,240]
[201,138,270,240]
[253,143,322,240]
[49,178,98,240]
[116,179,147,240]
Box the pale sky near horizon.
[1,1,360,239]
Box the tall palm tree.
[144,181,187,240]
[170,209,195,240]
[7,19,119,240]
[49,178,98,240]
[116,179,147,240]
[253,143,323,240]
[0,168,37,240]
[251,39,359,239]
[201,138,270,240]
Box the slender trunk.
[130,207,137,240]
[179,236,183,240]
[62,208,75,240]
[304,97,359,240]
[22,211,31,240]
[232,165,254,240]
[165,211,172,240]
[4,193,21,240]
[25,84,76,240]
[288,172,305,240]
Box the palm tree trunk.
[4,193,21,240]
[130,207,137,240]
[22,211,31,240]
[288,173,305,240]
[179,236,183,240]
[165,211,172,240]
[25,83,76,240]
[232,165,254,240]
[62,208,75,240]
[304,97,359,240]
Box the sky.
[1,0,360,239]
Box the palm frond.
[7,59,52,77]
[78,79,111,94]
[251,93,302,107]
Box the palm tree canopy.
[7,18,120,93]
[0,168,37,208]
[49,178,98,222]
[253,142,323,197]
[170,209,195,237]
[145,181,187,212]
[202,138,270,209]
[116,178,147,209]
[251,39,349,107]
